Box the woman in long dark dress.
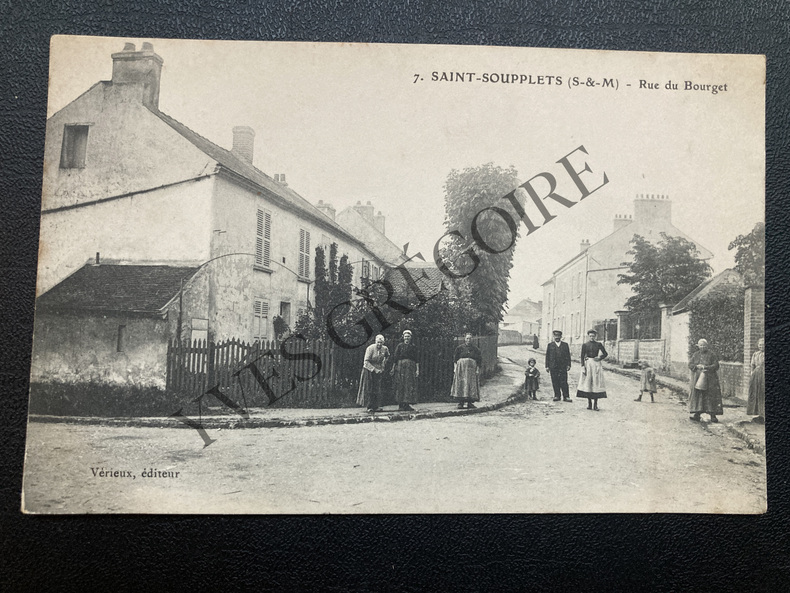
[746,338,764,423]
[576,329,608,410]
[451,333,482,409]
[391,330,420,412]
[688,338,723,423]
[356,334,390,413]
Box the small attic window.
[60,124,89,169]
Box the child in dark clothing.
[525,358,540,400]
[636,360,657,402]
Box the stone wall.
[615,339,665,369]
[30,311,170,387]
[498,330,522,346]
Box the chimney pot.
[96,252,100,265]
[231,126,255,164]
[141,42,154,51]
[111,43,164,108]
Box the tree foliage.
[618,233,712,315]
[688,285,744,362]
[440,163,521,333]
[294,243,354,340]
[728,222,765,287]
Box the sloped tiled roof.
[672,268,743,314]
[36,264,200,315]
[384,265,446,299]
[149,108,364,247]
[505,298,542,321]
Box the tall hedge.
[687,285,744,362]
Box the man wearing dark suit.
[545,329,572,402]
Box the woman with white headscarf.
[391,329,420,412]
[688,338,723,423]
[357,334,390,413]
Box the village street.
[23,344,766,514]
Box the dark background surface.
[1,1,788,591]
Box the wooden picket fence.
[166,334,498,409]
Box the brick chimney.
[373,210,386,235]
[634,194,672,225]
[111,42,164,109]
[316,199,336,221]
[353,200,375,222]
[580,239,590,252]
[613,214,632,232]
[232,126,255,164]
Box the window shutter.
[253,298,270,341]
[256,210,272,268]
[298,229,311,278]
[304,230,310,277]
[263,211,271,268]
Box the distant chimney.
[580,239,590,252]
[613,214,632,232]
[373,210,386,235]
[273,173,288,186]
[232,126,255,164]
[353,200,375,222]
[634,194,671,225]
[111,42,164,109]
[316,199,336,221]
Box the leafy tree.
[384,275,477,341]
[294,243,354,340]
[618,232,712,315]
[440,163,521,333]
[688,284,744,362]
[728,222,765,287]
[272,315,290,341]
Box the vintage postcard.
[22,36,765,513]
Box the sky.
[46,37,765,307]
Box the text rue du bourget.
[173,145,609,447]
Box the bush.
[688,285,744,362]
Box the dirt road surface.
[22,344,766,514]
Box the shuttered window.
[253,298,269,341]
[298,229,311,279]
[255,209,272,268]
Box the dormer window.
[60,124,89,169]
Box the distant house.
[501,298,542,339]
[32,263,203,387]
[541,195,713,355]
[35,42,395,385]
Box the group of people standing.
[543,328,609,410]
[356,327,766,424]
[356,331,483,414]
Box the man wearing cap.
[546,330,572,402]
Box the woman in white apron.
[576,329,608,410]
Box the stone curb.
[724,422,765,455]
[29,383,528,431]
